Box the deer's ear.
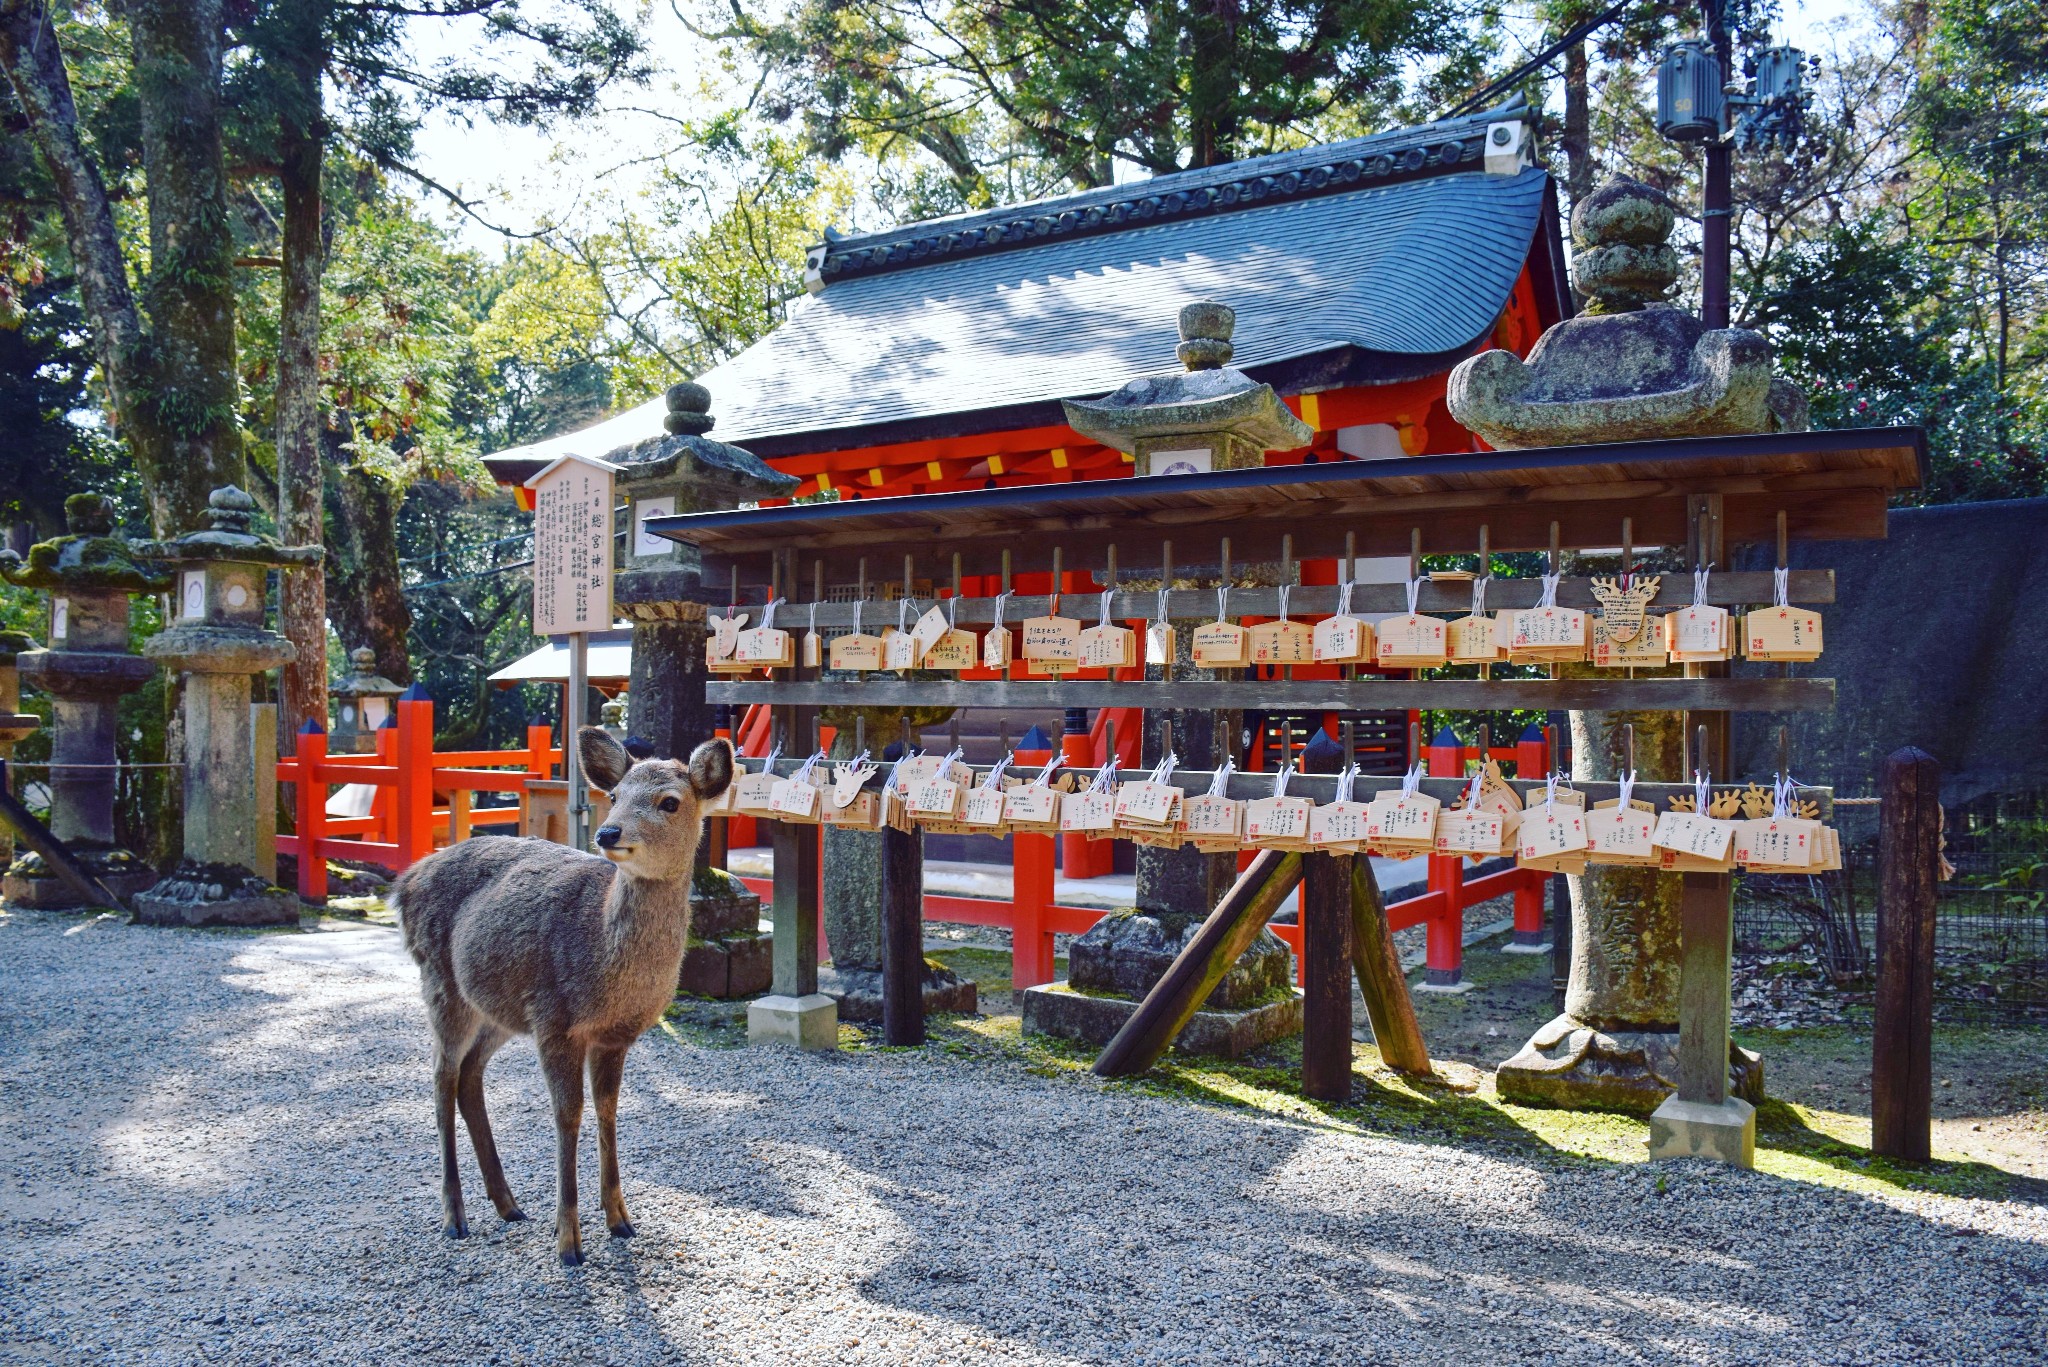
[686,737,734,801]
[578,726,631,791]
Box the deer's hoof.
[610,1219,637,1240]
[502,1207,529,1224]
[443,1217,470,1240]
[559,1246,585,1268]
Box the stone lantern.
[1062,301,1313,475]
[0,630,42,872]
[331,646,402,753]
[131,486,323,927]
[1022,302,1309,1056]
[610,382,798,999]
[0,495,166,907]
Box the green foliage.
[0,283,139,537]
[709,0,1496,215]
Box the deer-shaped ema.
[396,727,733,1265]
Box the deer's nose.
[594,826,623,849]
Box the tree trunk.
[1562,38,1593,210]
[1185,0,1239,168]
[1566,706,1686,1027]
[127,0,245,532]
[2,0,243,536]
[323,423,413,685]
[276,101,329,750]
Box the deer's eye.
[659,796,681,813]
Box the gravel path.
[3,909,2045,1366]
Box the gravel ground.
[3,909,2045,1367]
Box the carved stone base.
[1021,981,1304,1058]
[1649,1095,1757,1168]
[1495,1014,1763,1115]
[131,861,299,928]
[747,994,839,1050]
[817,962,978,1021]
[3,847,157,910]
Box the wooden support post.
[394,689,435,869]
[251,702,277,884]
[450,788,473,844]
[770,817,821,998]
[294,721,328,902]
[881,822,926,1045]
[1421,724,1465,988]
[1301,851,1355,1101]
[1095,849,1303,1077]
[1348,857,1431,1075]
[1873,746,1940,1162]
[1676,870,1735,1104]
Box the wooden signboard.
[526,454,618,637]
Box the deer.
[395,726,732,1266]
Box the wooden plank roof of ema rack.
[646,426,1927,576]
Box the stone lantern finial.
[1060,300,1312,475]
[663,382,716,437]
[205,485,258,534]
[1175,302,1235,370]
[1446,173,1810,447]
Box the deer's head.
[581,727,733,880]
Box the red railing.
[276,689,561,902]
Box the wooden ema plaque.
[1248,618,1313,665]
[1312,614,1371,664]
[1375,614,1447,668]
[1022,614,1082,662]
[1191,619,1250,668]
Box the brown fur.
[396,727,732,1265]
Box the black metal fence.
[1734,789,2048,1021]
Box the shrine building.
[486,98,1569,504]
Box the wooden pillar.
[251,702,277,884]
[770,817,821,998]
[393,687,435,869]
[1873,747,1940,1162]
[1676,871,1735,1104]
[293,720,328,902]
[1422,724,1465,986]
[1301,850,1355,1101]
[881,822,925,1045]
[1348,856,1430,1075]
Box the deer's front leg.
[588,1045,633,1238]
[538,1035,588,1266]
[433,1041,468,1239]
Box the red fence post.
[1422,725,1467,988]
[294,721,328,903]
[1012,742,1057,988]
[1505,722,1553,948]
[394,684,435,869]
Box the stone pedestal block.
[1649,1095,1756,1168]
[679,930,774,999]
[817,962,977,1021]
[1496,1014,1763,1115]
[747,993,839,1050]
[1021,982,1304,1058]
[1021,909,1298,1056]
[131,860,298,927]
[4,848,157,909]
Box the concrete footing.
[747,993,839,1050]
[1649,1095,1757,1168]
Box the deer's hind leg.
[455,1024,523,1223]
[588,1044,633,1238]
[538,1033,589,1267]
[428,1002,483,1240]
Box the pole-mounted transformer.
[1656,40,1723,143]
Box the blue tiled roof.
[699,165,1552,454]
